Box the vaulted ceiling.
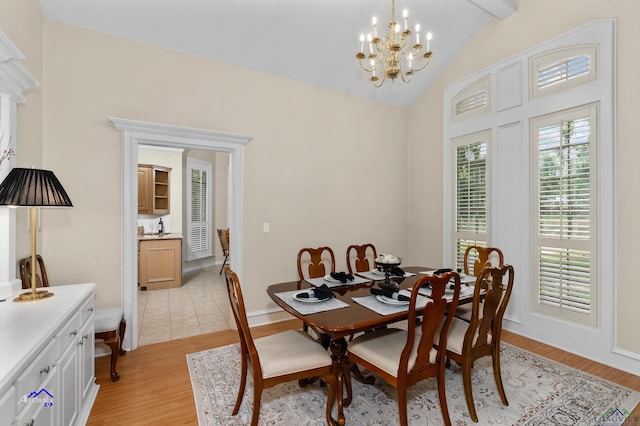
[38,0,517,107]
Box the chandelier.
[356,0,433,88]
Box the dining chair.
[223,266,335,426]
[296,246,336,281]
[217,228,230,275]
[347,272,462,426]
[296,246,336,337]
[19,255,127,382]
[346,243,378,274]
[441,264,514,423]
[455,245,504,321]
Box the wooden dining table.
[266,266,475,426]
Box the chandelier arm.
[409,55,432,72]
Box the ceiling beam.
[467,0,517,19]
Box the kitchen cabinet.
[138,236,182,290]
[0,283,97,426]
[138,164,171,215]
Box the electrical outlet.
[263,223,270,233]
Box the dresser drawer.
[56,310,81,358]
[79,294,95,325]
[15,339,57,411]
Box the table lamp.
[0,167,73,301]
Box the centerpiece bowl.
[375,254,403,290]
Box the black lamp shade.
[0,168,73,207]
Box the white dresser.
[0,283,98,426]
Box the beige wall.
[406,0,640,355]
[39,20,407,313]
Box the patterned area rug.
[187,342,639,425]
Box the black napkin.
[297,284,335,300]
[370,287,410,301]
[330,271,354,283]
[389,266,405,277]
[422,281,456,290]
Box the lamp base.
[14,290,54,302]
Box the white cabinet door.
[59,343,79,426]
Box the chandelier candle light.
[356,0,433,87]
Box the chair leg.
[462,359,478,422]
[219,256,229,275]
[437,367,452,426]
[103,336,120,382]
[250,384,263,426]
[118,318,127,356]
[493,347,509,406]
[397,386,408,426]
[232,354,248,415]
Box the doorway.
[110,117,252,350]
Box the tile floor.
[137,265,232,346]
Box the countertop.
[138,233,183,241]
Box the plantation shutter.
[187,159,213,260]
[454,132,488,268]
[533,104,597,324]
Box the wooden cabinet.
[0,284,97,426]
[139,237,182,290]
[138,164,171,215]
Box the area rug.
[187,342,639,425]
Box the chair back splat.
[346,243,378,274]
[296,246,336,280]
[463,245,504,277]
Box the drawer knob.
[88,307,94,312]
[70,330,78,336]
[80,334,89,345]
[25,419,35,426]
[40,365,50,374]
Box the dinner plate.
[370,269,385,276]
[376,295,409,306]
[293,291,327,303]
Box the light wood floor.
[88,319,640,425]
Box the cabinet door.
[78,321,95,404]
[138,166,151,214]
[139,239,182,289]
[59,344,79,426]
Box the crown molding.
[0,31,39,103]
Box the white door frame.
[110,117,252,350]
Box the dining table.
[266,266,477,426]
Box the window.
[453,131,489,269]
[187,158,213,260]
[530,45,597,99]
[532,104,597,325]
[451,76,490,122]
